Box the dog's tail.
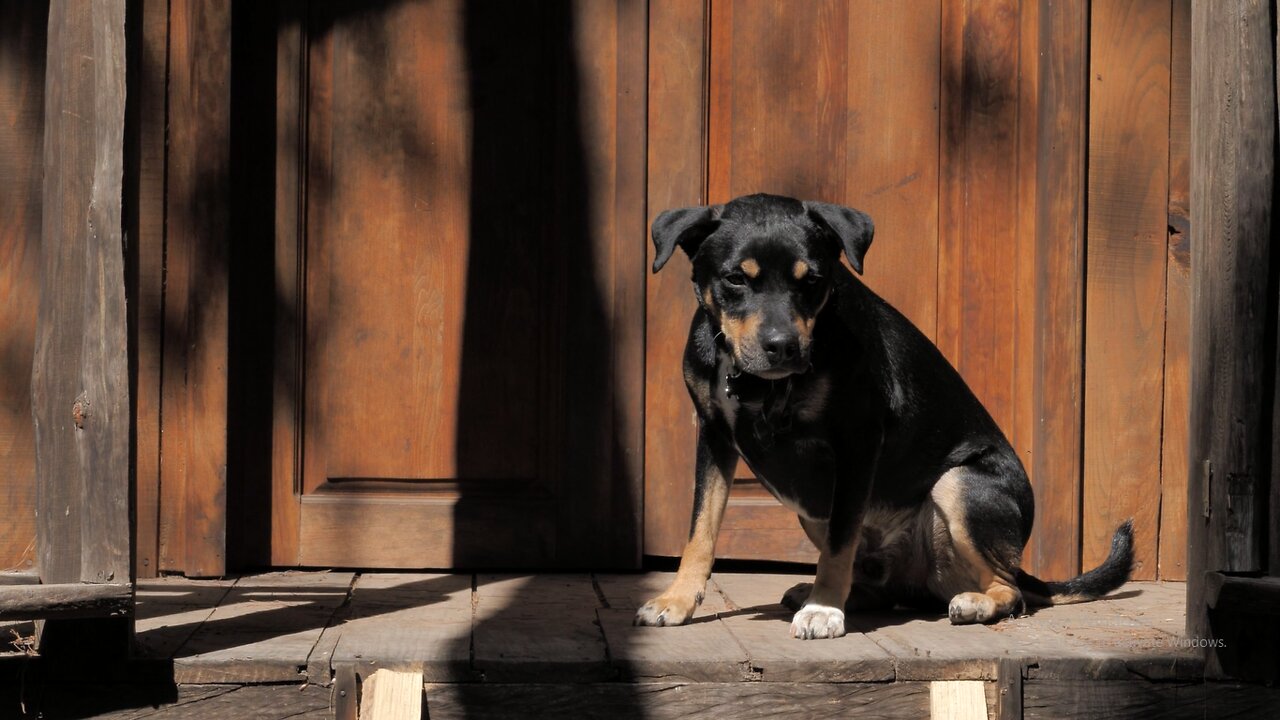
[1016,519,1134,607]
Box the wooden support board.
[0,583,131,621]
[34,0,131,590]
[358,669,422,720]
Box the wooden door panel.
[276,0,644,569]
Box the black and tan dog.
[635,193,1133,639]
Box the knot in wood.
[72,393,90,430]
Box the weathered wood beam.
[0,583,131,621]
[1188,0,1278,679]
[34,0,131,586]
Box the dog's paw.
[781,582,813,611]
[790,603,846,640]
[634,593,699,627]
[947,592,996,624]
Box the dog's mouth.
[727,347,812,379]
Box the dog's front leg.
[634,427,738,627]
[791,433,881,640]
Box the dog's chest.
[713,358,836,519]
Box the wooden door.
[272,0,646,569]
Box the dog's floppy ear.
[805,201,875,274]
[651,205,720,273]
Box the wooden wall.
[0,0,49,575]
[0,0,1194,581]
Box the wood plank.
[325,573,473,683]
[90,684,333,720]
[161,0,231,578]
[711,573,893,682]
[425,681,931,720]
[0,583,131,621]
[845,612,1015,681]
[597,608,748,682]
[34,0,131,586]
[643,0,710,560]
[996,657,1022,720]
[172,572,352,683]
[1188,0,1276,639]
[1082,0,1171,582]
[1014,600,1200,680]
[358,669,422,720]
[844,0,941,334]
[0,0,47,575]
[1023,0,1089,582]
[271,0,306,567]
[134,576,235,659]
[930,680,988,720]
[129,0,169,580]
[936,0,1022,437]
[473,574,611,682]
[595,572,729,615]
[1023,679,1280,720]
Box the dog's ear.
[651,205,720,273]
[805,201,875,274]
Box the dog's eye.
[723,272,748,287]
[805,274,823,285]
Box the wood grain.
[597,607,748,682]
[425,681,932,720]
[358,669,422,720]
[0,582,132,621]
[644,0,711,559]
[937,0,1022,438]
[325,573,473,683]
[473,574,611,682]
[1157,0,1192,582]
[34,0,131,586]
[1187,0,1275,641]
[161,0,232,578]
[271,0,306,567]
[172,572,352,684]
[1022,0,1089,582]
[1023,679,1280,720]
[129,0,169,579]
[1082,0,1171,581]
[0,0,47,573]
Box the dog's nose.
[762,332,799,363]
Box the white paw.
[790,603,846,640]
[948,592,995,624]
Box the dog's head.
[652,193,874,379]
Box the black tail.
[1017,520,1134,606]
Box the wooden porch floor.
[114,571,1227,717]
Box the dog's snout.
[762,331,800,363]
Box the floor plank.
[170,571,353,683]
[597,608,749,682]
[324,573,473,683]
[425,681,932,720]
[134,576,236,659]
[711,573,895,682]
[595,572,730,615]
[472,574,612,682]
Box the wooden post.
[1188,0,1277,679]
[34,0,131,587]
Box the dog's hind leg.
[929,465,1030,624]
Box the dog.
[634,193,1134,639]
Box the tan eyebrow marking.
[793,260,810,279]
[740,258,760,278]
